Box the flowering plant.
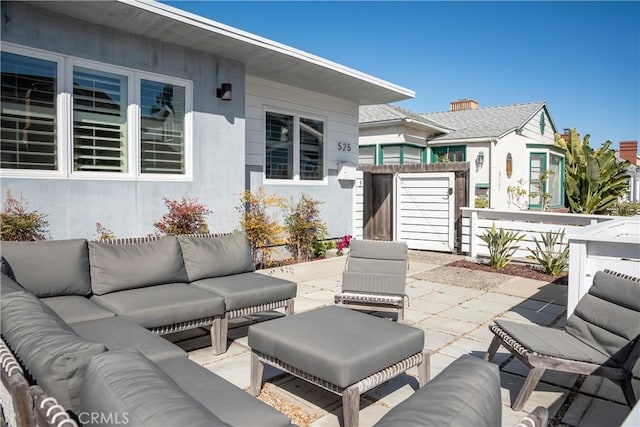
[154,197,211,236]
[336,234,352,256]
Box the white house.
[0,0,413,239]
[359,100,565,210]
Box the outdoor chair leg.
[484,335,501,362]
[285,299,295,316]
[341,384,360,427]
[418,350,431,386]
[513,367,545,411]
[211,315,229,355]
[618,377,637,408]
[250,352,264,396]
[397,307,404,323]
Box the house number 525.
[337,142,352,152]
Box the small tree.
[285,194,327,262]
[96,222,116,241]
[479,223,524,269]
[506,179,529,209]
[529,170,553,211]
[154,197,211,236]
[0,191,49,241]
[237,187,286,267]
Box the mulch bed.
[447,260,568,286]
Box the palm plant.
[527,229,569,276]
[479,223,525,269]
[554,129,630,214]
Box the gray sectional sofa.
[0,232,296,426]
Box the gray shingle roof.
[422,102,546,141]
[360,104,447,129]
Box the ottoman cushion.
[248,306,424,388]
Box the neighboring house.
[618,141,640,203]
[359,99,565,210]
[0,0,412,239]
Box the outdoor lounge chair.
[334,240,408,322]
[485,269,640,411]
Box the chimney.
[619,141,638,165]
[450,99,478,111]
[561,129,571,142]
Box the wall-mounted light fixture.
[216,83,232,101]
[476,151,485,169]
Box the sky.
[165,1,640,150]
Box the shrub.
[0,190,49,241]
[526,229,569,276]
[285,194,327,262]
[479,222,524,269]
[154,197,211,236]
[336,234,352,256]
[474,197,489,209]
[312,239,335,259]
[237,187,286,267]
[608,201,640,217]
[96,222,116,241]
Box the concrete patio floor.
[168,254,638,427]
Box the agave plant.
[555,129,630,214]
[479,223,525,269]
[527,229,569,276]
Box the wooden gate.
[363,173,394,240]
[355,163,469,252]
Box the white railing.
[461,208,616,260]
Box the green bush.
[154,197,211,236]
[285,194,327,262]
[312,239,335,259]
[0,191,49,241]
[527,229,569,276]
[237,187,286,267]
[474,197,489,208]
[479,222,524,269]
[608,201,640,217]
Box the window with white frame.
[1,52,58,170]
[0,45,191,180]
[265,111,325,182]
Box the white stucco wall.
[245,75,359,238]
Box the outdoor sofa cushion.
[178,232,255,281]
[565,270,640,365]
[89,236,188,295]
[41,295,116,324]
[0,291,106,412]
[494,319,613,365]
[373,355,501,427]
[71,317,187,362]
[156,356,292,426]
[248,305,424,388]
[1,239,91,297]
[81,350,230,427]
[1,272,27,296]
[191,272,297,311]
[91,283,225,329]
[1,256,16,280]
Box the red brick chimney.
[560,129,571,142]
[619,141,638,165]
[450,99,478,111]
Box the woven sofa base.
[212,298,295,355]
[335,292,405,322]
[250,349,430,427]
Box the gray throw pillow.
[178,232,255,281]
[89,237,188,295]
[0,239,92,297]
[1,291,106,412]
[1,256,16,281]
